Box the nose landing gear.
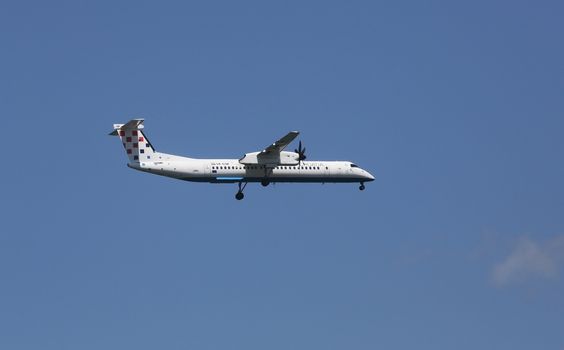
[359,182,366,191]
[236,181,248,200]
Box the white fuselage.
[129,152,375,184]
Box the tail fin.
[109,119,156,163]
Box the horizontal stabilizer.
[108,119,145,135]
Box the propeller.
[294,140,307,166]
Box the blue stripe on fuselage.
[216,177,244,181]
[184,176,368,184]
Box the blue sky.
[1,1,563,349]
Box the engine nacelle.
[239,151,299,165]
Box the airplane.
[110,119,375,200]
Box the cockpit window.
[351,164,359,168]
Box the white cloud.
[491,235,564,287]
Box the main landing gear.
[359,182,366,191]
[235,181,248,200]
[261,180,270,187]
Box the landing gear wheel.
[261,180,270,187]
[359,183,366,191]
[235,181,248,200]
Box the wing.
[261,131,300,154]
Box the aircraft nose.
[364,171,375,182]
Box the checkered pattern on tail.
[110,119,155,164]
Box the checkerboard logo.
[110,119,155,164]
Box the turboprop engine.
[239,151,300,166]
